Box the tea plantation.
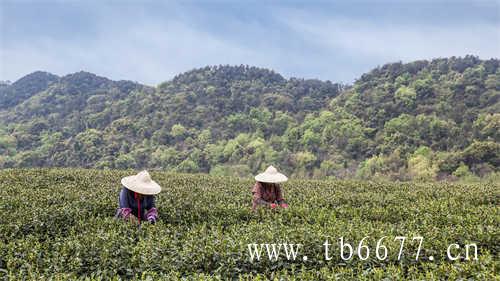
[0,169,498,280]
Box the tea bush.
[0,169,498,280]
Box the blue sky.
[1,0,499,85]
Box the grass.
[0,168,498,280]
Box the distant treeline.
[0,55,498,181]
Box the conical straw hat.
[121,170,161,195]
[254,165,288,183]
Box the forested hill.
[0,56,499,181]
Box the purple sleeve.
[116,208,132,219]
[146,207,158,221]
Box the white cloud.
[1,20,259,85]
[1,6,294,85]
[1,3,498,85]
[279,13,500,63]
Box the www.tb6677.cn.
[247,236,478,262]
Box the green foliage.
[0,128,17,156]
[0,169,498,279]
[175,159,199,173]
[453,162,472,178]
[395,86,417,108]
[294,151,317,169]
[114,154,136,169]
[473,113,500,140]
[356,149,407,181]
[461,141,500,168]
[407,154,437,181]
[0,58,498,181]
[170,124,187,138]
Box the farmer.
[115,170,161,224]
[252,165,289,210]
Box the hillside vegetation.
[0,56,498,181]
[0,169,498,279]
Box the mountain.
[0,57,498,181]
[0,71,59,109]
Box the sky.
[1,0,499,86]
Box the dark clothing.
[251,182,285,210]
[116,186,158,222]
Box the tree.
[176,159,199,173]
[1,59,498,180]
[407,147,438,181]
[294,151,317,169]
[395,86,417,109]
[473,113,500,141]
[115,154,136,169]
[171,124,187,139]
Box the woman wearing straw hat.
[115,170,161,224]
[252,165,289,211]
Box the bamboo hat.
[255,165,288,183]
[121,170,161,195]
